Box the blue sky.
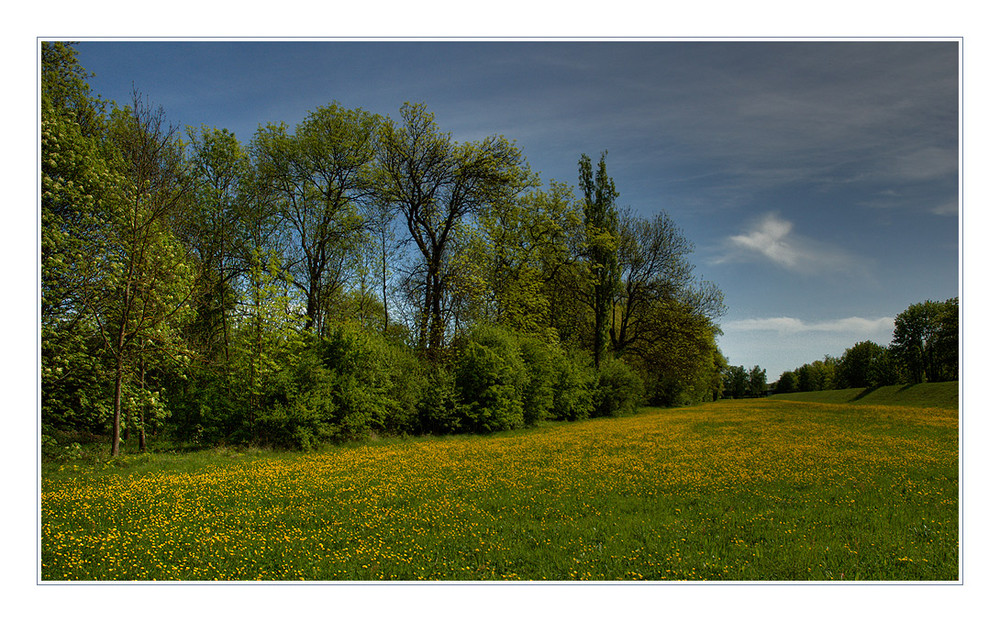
[73,40,960,381]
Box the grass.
[40,399,959,582]
[767,381,958,410]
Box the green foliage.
[891,299,959,384]
[515,335,559,426]
[40,45,730,453]
[723,365,749,399]
[416,366,462,435]
[578,152,620,368]
[775,370,798,394]
[837,340,899,389]
[592,357,643,418]
[454,326,529,433]
[550,346,597,422]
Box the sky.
[71,39,960,381]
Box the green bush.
[516,335,558,426]
[592,357,643,418]
[454,325,528,433]
[417,365,462,434]
[550,346,596,421]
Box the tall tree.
[41,42,115,435]
[253,102,380,337]
[451,182,587,342]
[837,340,893,389]
[181,126,252,368]
[377,103,529,360]
[724,365,749,399]
[95,92,195,456]
[610,209,724,357]
[578,151,620,368]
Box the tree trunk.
[112,358,123,457]
[138,360,147,452]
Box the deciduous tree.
[377,103,529,360]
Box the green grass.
[41,399,959,582]
[768,381,958,410]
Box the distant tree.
[891,298,959,383]
[724,365,749,399]
[794,357,837,393]
[775,370,798,394]
[748,365,768,398]
[837,340,887,388]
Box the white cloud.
[715,212,866,275]
[724,316,894,334]
[931,199,960,216]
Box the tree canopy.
[41,43,734,454]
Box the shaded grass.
[768,381,958,410]
[41,400,958,582]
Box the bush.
[253,325,422,449]
[592,357,643,418]
[550,346,596,421]
[516,335,558,426]
[454,325,528,433]
[417,365,462,435]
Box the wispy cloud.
[724,316,894,334]
[713,212,867,276]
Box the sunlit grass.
[41,399,958,581]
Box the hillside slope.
[767,381,958,409]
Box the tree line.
[762,298,958,396]
[41,43,727,455]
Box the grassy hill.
[767,381,958,409]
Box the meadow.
[40,398,959,582]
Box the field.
[40,398,959,582]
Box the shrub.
[550,346,596,421]
[592,357,643,418]
[417,365,462,435]
[454,325,528,433]
[516,335,558,426]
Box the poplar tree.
[578,152,620,369]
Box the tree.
[377,103,530,361]
[748,365,768,398]
[41,42,116,435]
[837,340,892,389]
[578,152,620,369]
[775,371,798,394]
[451,182,583,342]
[95,92,196,456]
[891,298,959,383]
[610,209,725,358]
[180,126,253,369]
[724,365,749,399]
[636,299,721,406]
[253,102,380,337]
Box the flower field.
[41,399,959,581]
